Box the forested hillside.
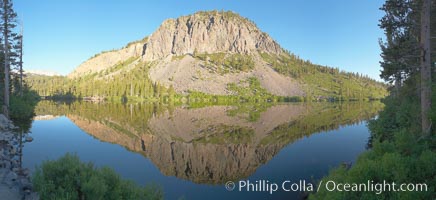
[26,59,171,101]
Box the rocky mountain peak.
[68,11,286,78]
[143,10,283,60]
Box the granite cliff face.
[143,11,283,60]
[67,11,304,96]
[69,11,284,77]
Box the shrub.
[10,89,40,122]
[33,153,163,200]
[194,53,254,73]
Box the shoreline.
[0,114,38,200]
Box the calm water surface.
[22,101,383,200]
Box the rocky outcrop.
[68,42,144,78]
[66,11,304,97]
[142,11,303,96]
[143,11,283,60]
[0,114,38,200]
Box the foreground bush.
[10,89,39,121]
[33,153,163,200]
[9,89,40,132]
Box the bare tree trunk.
[394,72,402,96]
[2,0,9,118]
[421,0,432,134]
[19,26,23,97]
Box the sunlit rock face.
[143,11,283,61]
[66,11,304,97]
[68,42,143,78]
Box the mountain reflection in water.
[33,101,383,184]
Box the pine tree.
[379,0,434,134]
[11,26,22,96]
[379,0,420,94]
[0,0,18,117]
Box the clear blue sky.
[15,0,385,80]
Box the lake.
[21,101,383,200]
